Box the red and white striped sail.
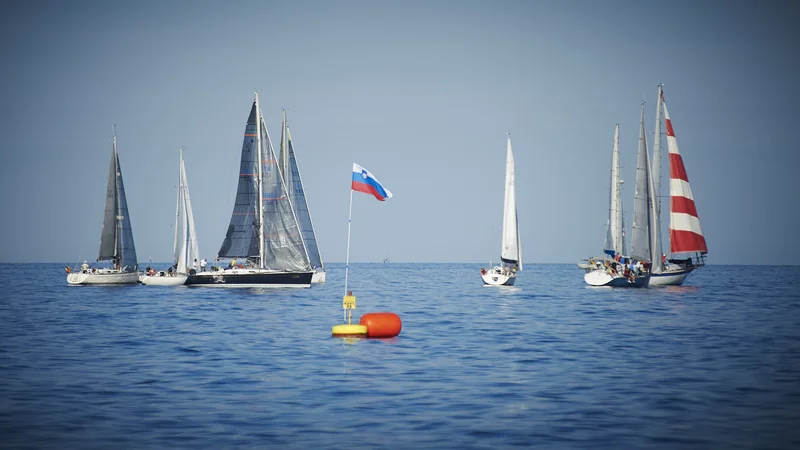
[662,93,708,254]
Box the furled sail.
[279,113,324,270]
[663,93,708,254]
[500,136,521,268]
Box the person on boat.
[145,265,152,274]
[81,261,89,272]
[480,268,487,275]
[193,259,199,271]
[228,259,237,270]
[200,258,207,272]
[167,267,174,276]
[65,266,71,274]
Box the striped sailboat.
[649,85,707,286]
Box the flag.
[351,163,392,201]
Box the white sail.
[630,103,653,263]
[173,149,199,274]
[650,85,664,273]
[500,136,521,267]
[604,124,624,257]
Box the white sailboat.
[279,111,326,283]
[578,124,626,271]
[648,85,708,286]
[185,93,313,288]
[584,106,652,287]
[140,148,199,286]
[67,130,139,285]
[481,135,522,286]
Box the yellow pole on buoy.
[332,291,367,337]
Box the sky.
[1,0,798,265]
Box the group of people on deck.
[604,253,650,283]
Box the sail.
[663,93,708,254]
[650,85,665,273]
[99,139,118,260]
[500,136,521,267]
[98,134,137,271]
[279,114,324,270]
[630,105,652,262]
[258,115,311,271]
[218,102,261,259]
[604,124,624,257]
[174,151,200,273]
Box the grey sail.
[604,124,623,258]
[630,104,652,263]
[258,115,311,271]
[279,114,324,270]
[218,102,261,259]
[98,134,137,271]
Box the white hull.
[67,270,139,285]
[649,266,694,286]
[311,270,326,284]
[140,274,188,286]
[481,267,517,286]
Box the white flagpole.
[344,188,354,297]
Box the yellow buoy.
[332,324,368,338]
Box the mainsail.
[279,112,324,270]
[174,149,199,274]
[500,135,521,268]
[650,85,665,273]
[662,92,708,255]
[98,132,137,271]
[218,94,311,272]
[630,104,653,263]
[604,124,624,257]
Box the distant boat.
[67,130,139,285]
[584,106,651,287]
[185,93,313,287]
[140,148,199,286]
[278,111,326,283]
[481,135,521,286]
[648,85,707,286]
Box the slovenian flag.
[351,163,393,201]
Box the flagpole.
[344,188,354,299]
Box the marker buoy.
[332,324,368,338]
[359,312,402,338]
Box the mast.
[651,84,664,273]
[254,92,265,269]
[173,148,182,268]
[630,103,652,262]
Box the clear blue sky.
[1,0,797,264]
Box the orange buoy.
[359,312,402,338]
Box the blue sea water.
[1,263,799,449]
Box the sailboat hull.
[67,270,139,285]
[140,274,188,286]
[185,269,313,288]
[584,269,650,288]
[481,267,517,286]
[649,266,694,286]
[311,270,326,284]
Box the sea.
[1,263,799,449]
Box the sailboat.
[67,130,139,285]
[185,93,313,287]
[140,148,199,286]
[584,106,652,287]
[278,111,326,283]
[648,85,707,286]
[578,124,626,272]
[481,135,522,286]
